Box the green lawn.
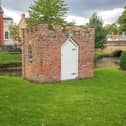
[0,68,126,126]
[0,51,21,65]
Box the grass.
[0,51,21,65]
[0,68,126,126]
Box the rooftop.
[3,17,13,20]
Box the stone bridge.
[104,40,126,54]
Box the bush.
[120,51,126,70]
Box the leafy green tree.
[118,6,126,33]
[86,12,106,48]
[27,0,68,28]
[120,51,126,70]
[104,23,119,34]
[9,24,20,42]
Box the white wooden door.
[61,39,78,80]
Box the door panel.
[61,39,78,80]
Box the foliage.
[9,24,20,42]
[120,51,126,70]
[27,0,68,28]
[95,49,109,61]
[87,12,107,48]
[104,23,119,34]
[0,51,21,64]
[118,6,126,33]
[1,68,126,125]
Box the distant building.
[3,17,14,45]
[107,33,126,41]
[18,13,27,41]
[0,4,4,45]
[0,3,15,46]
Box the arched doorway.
[61,38,78,80]
[111,50,122,57]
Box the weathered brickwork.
[22,24,95,83]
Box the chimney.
[21,13,25,18]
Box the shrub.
[120,51,126,70]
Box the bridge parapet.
[104,40,126,54]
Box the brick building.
[3,17,14,45]
[0,4,16,46]
[18,13,27,41]
[0,5,3,45]
[22,24,95,83]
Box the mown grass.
[0,68,126,126]
[0,51,21,65]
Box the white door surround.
[61,38,78,80]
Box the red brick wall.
[22,24,95,83]
[0,11,3,45]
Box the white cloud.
[3,7,89,26]
[65,8,124,26]
[97,8,124,25]
[3,7,28,24]
[2,7,124,26]
[65,15,89,25]
[3,7,21,24]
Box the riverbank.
[0,49,121,76]
[95,49,121,68]
[0,67,126,126]
[96,57,120,68]
[0,51,21,65]
[0,50,21,76]
[95,49,109,61]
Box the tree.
[118,6,126,33]
[27,0,68,28]
[9,24,20,42]
[120,51,126,70]
[86,12,106,48]
[104,23,119,35]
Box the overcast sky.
[2,0,126,25]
